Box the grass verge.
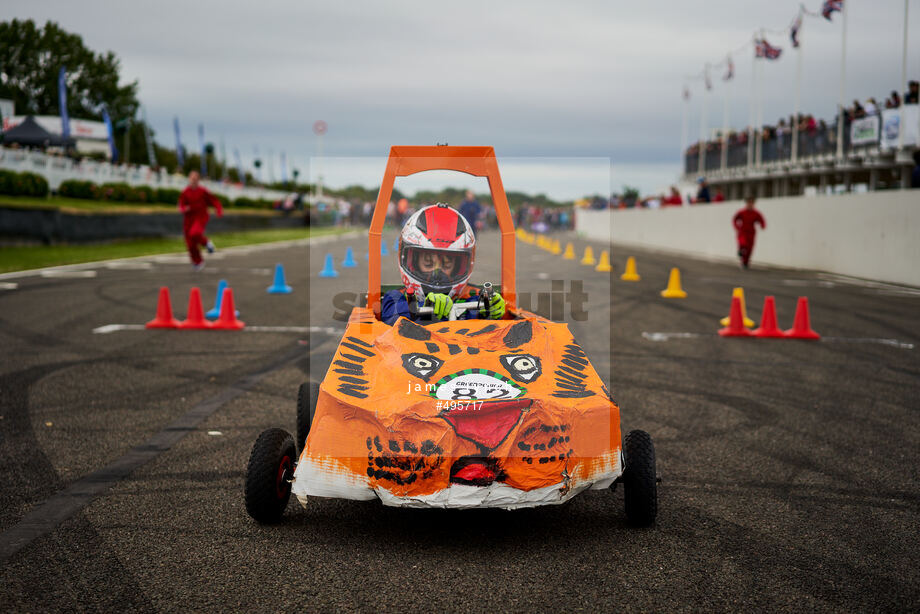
[0,194,274,215]
[0,226,348,274]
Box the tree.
[0,19,139,122]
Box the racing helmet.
[399,203,475,301]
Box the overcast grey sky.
[7,1,919,197]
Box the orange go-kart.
[244,146,658,524]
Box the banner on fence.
[850,116,879,146]
[880,105,920,149]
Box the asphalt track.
[0,229,918,612]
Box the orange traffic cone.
[753,296,786,338]
[550,239,561,255]
[212,288,245,330]
[620,256,640,281]
[146,287,180,329]
[595,250,612,272]
[718,296,752,337]
[785,296,820,339]
[562,243,575,260]
[660,268,687,298]
[581,246,596,266]
[179,287,212,329]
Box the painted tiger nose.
[440,398,533,452]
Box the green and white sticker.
[430,369,526,401]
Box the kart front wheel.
[245,428,296,523]
[622,429,657,527]
[296,382,320,454]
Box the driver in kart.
[382,203,506,325]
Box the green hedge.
[0,170,50,197]
[156,188,181,204]
[58,179,97,199]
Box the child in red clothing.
[178,171,223,270]
[733,196,766,269]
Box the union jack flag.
[790,14,802,48]
[755,38,782,60]
[822,0,843,21]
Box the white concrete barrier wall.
[576,192,920,287]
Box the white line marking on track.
[105,261,153,270]
[642,332,705,342]
[0,282,18,290]
[821,336,915,349]
[41,269,97,278]
[92,323,346,335]
[642,331,914,349]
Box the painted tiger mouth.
[439,398,533,451]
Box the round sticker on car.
[430,369,526,401]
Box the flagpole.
[899,0,909,150]
[681,92,689,174]
[792,13,803,163]
[721,67,730,172]
[698,64,708,177]
[748,35,756,169]
[755,29,765,167]
[836,0,848,160]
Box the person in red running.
[178,170,223,271]
[733,196,766,269]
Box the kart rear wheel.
[622,429,657,527]
[296,382,320,454]
[245,428,295,524]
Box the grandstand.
[683,102,919,198]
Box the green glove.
[425,292,453,320]
[480,291,506,319]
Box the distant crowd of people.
[309,190,574,233]
[686,81,920,171]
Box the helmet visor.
[402,246,472,288]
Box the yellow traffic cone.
[562,243,575,260]
[550,239,561,255]
[719,287,756,327]
[660,268,687,298]
[620,256,640,281]
[595,250,612,272]
[580,246,596,266]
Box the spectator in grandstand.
[713,189,725,203]
[459,190,482,237]
[663,186,683,206]
[178,170,223,271]
[733,196,766,270]
[695,177,711,204]
[851,100,866,119]
[864,98,879,116]
[885,91,901,109]
[912,150,920,188]
[906,81,919,104]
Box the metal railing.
[0,146,292,203]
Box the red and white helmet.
[399,204,475,301]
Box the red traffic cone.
[179,287,212,329]
[753,296,786,338]
[785,296,820,339]
[718,296,752,337]
[146,287,180,329]
[212,287,245,330]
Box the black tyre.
[296,382,320,453]
[245,428,296,523]
[622,429,657,527]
